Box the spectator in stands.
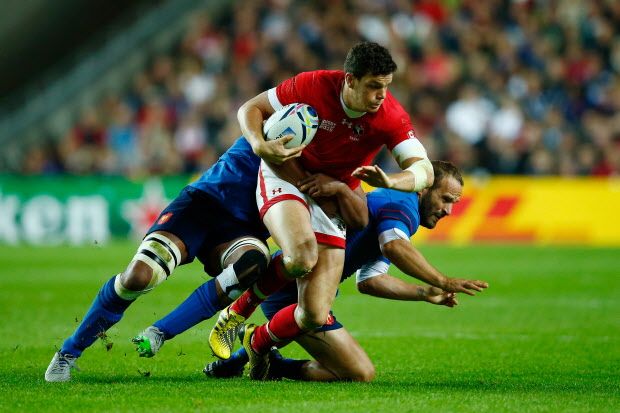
[16,0,620,178]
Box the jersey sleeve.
[384,103,417,151]
[273,71,317,107]
[375,202,419,238]
[355,258,391,284]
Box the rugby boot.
[203,356,246,378]
[208,305,246,359]
[239,324,272,380]
[45,352,79,382]
[132,326,165,358]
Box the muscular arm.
[352,137,435,192]
[298,174,368,228]
[336,185,368,229]
[357,273,456,306]
[238,92,305,165]
[381,239,488,295]
[358,274,433,301]
[352,157,434,192]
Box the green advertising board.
[0,175,193,245]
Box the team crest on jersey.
[353,124,364,137]
[407,130,417,139]
[341,119,365,141]
[157,212,173,225]
[319,119,336,132]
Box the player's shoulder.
[296,70,344,86]
[381,92,409,119]
[369,188,419,210]
[371,92,412,139]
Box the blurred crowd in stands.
[19,0,620,177]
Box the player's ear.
[345,73,356,88]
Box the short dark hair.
[344,42,397,79]
[431,160,463,189]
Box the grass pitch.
[0,243,618,412]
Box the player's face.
[345,73,393,113]
[419,176,462,229]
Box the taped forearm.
[391,139,434,192]
[405,158,434,192]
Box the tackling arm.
[298,173,368,229]
[381,239,488,295]
[354,260,455,306]
[357,274,456,306]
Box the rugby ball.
[263,103,319,148]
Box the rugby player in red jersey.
[209,42,435,379]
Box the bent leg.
[295,246,344,330]
[153,237,269,340]
[61,231,187,356]
[250,246,344,353]
[296,328,375,382]
[262,199,317,277]
[206,327,375,382]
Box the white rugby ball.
[263,103,319,148]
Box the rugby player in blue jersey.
[136,161,487,380]
[204,160,488,381]
[45,135,364,382]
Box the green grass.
[0,243,618,412]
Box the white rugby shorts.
[256,161,346,248]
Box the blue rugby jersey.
[189,137,261,223]
[341,188,420,280]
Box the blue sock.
[61,276,134,357]
[154,279,221,339]
[229,347,249,364]
[270,352,309,380]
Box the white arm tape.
[267,88,284,110]
[392,138,428,165]
[378,228,409,255]
[406,158,433,192]
[355,259,391,284]
[392,139,432,192]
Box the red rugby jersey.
[272,70,416,189]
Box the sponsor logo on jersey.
[407,130,416,139]
[272,188,283,195]
[319,119,336,132]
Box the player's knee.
[220,238,271,288]
[116,233,182,300]
[294,305,329,330]
[121,261,153,291]
[283,241,318,278]
[233,249,270,287]
[347,362,375,382]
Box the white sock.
[215,265,242,300]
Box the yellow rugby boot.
[208,305,246,359]
[239,324,272,380]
